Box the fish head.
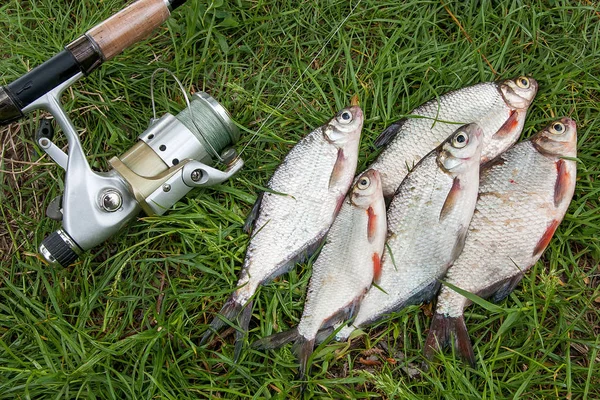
[498,76,538,110]
[438,123,484,174]
[531,117,577,158]
[323,106,364,147]
[350,169,382,209]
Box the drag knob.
[39,230,82,267]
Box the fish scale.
[371,77,538,196]
[436,141,571,317]
[201,106,364,359]
[424,118,577,366]
[253,169,387,380]
[239,134,348,303]
[298,176,384,339]
[335,123,483,341]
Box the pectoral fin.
[439,177,461,222]
[554,159,572,207]
[329,148,347,190]
[367,206,377,243]
[492,110,519,139]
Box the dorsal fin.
[374,118,407,148]
[243,192,264,234]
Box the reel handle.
[0,0,186,126]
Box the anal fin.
[489,273,524,303]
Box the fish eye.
[338,110,353,124]
[550,122,565,135]
[357,176,371,190]
[452,131,469,148]
[516,76,530,89]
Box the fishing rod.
[0,0,244,267]
[0,0,187,124]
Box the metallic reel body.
[33,73,243,266]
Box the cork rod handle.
[87,0,171,61]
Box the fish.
[371,76,538,196]
[335,122,484,341]
[253,169,387,380]
[423,118,578,366]
[201,106,364,359]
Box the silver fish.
[253,169,387,379]
[201,106,364,358]
[371,77,538,196]
[424,118,577,366]
[336,123,484,341]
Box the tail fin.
[200,295,253,361]
[233,300,253,362]
[424,313,475,367]
[252,327,299,350]
[293,336,316,381]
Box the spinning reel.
[0,0,244,266]
[34,72,242,267]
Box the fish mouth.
[563,117,577,131]
[346,105,363,120]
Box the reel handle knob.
[39,230,82,267]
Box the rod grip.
[87,0,171,61]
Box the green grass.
[1,0,599,398]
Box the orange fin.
[372,252,382,283]
[367,206,377,243]
[492,110,520,138]
[532,220,560,257]
[440,178,461,222]
[554,159,572,207]
[328,148,346,190]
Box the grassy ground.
[0,0,599,398]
